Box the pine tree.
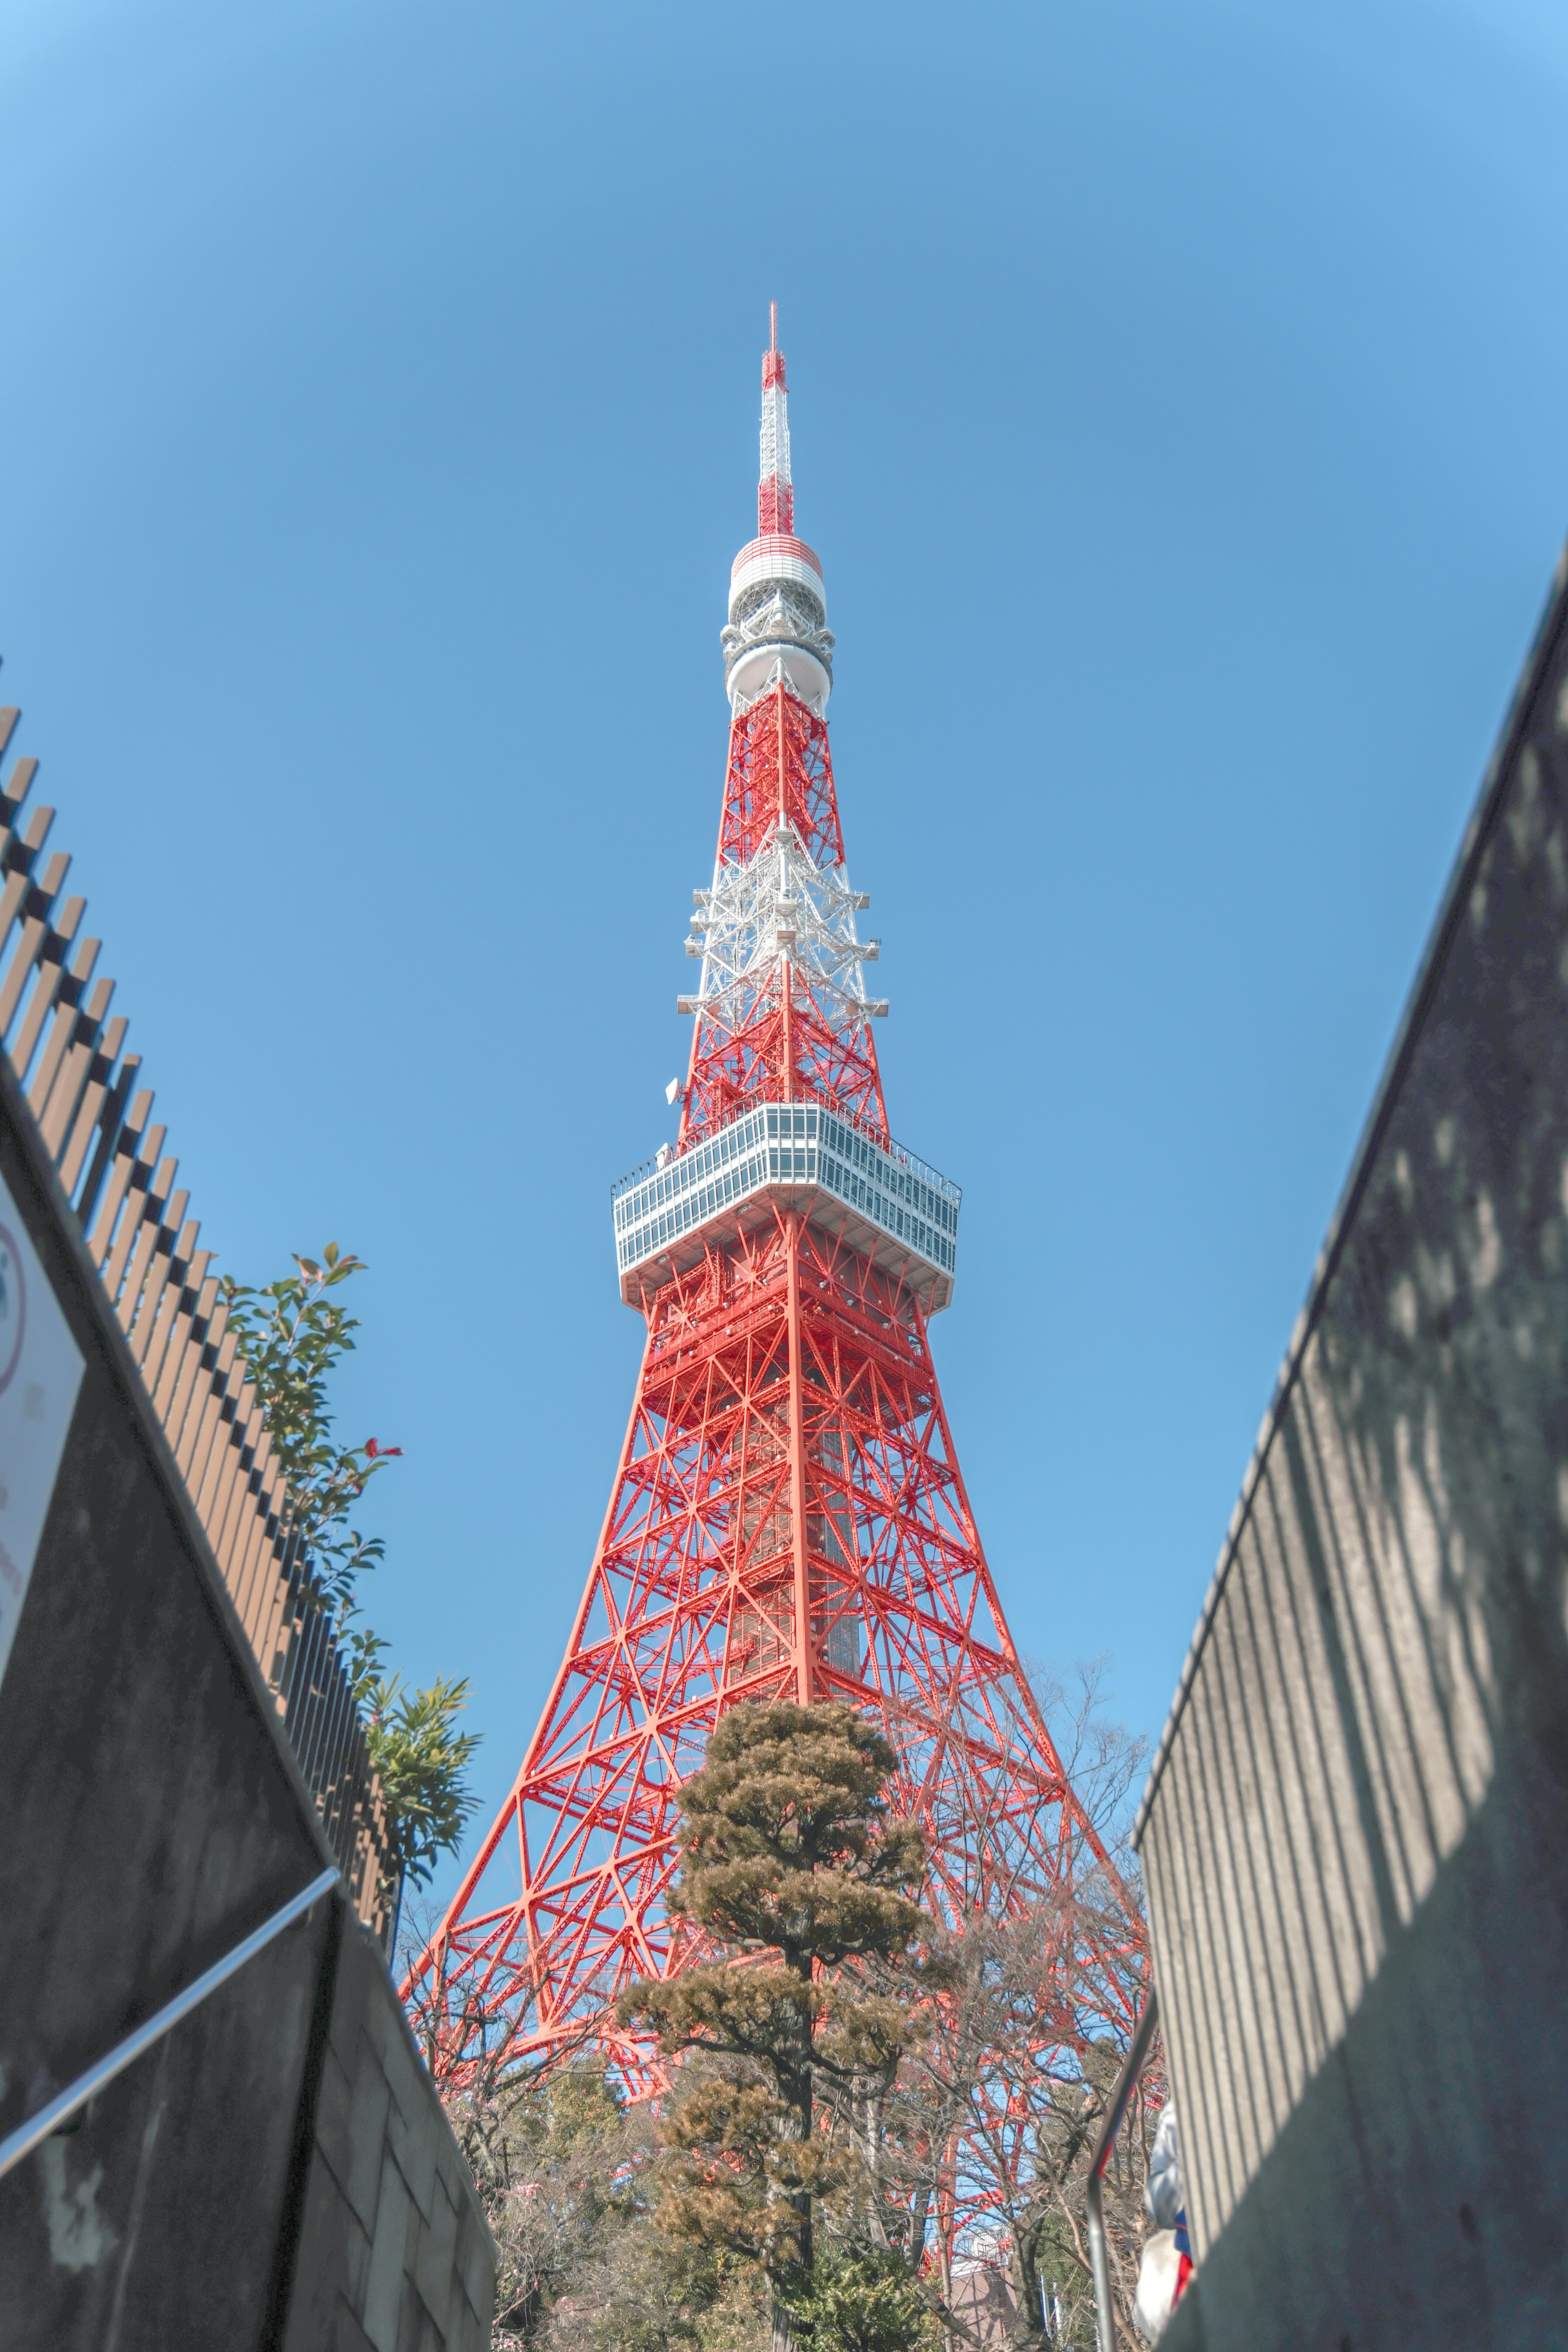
[617,1701,930,2352]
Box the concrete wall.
[1137,546,1568,2351]
[0,1060,493,2348]
[284,1917,493,2352]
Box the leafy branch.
[222,1241,481,1898]
[221,1242,390,1611]
[345,1625,483,1891]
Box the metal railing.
[612,1101,960,1283]
[612,1095,962,1208]
[1086,1988,1161,2352]
[0,1866,339,2185]
[0,703,392,1934]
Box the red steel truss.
[405,323,1140,2142]
[717,678,844,870]
[682,683,883,1148]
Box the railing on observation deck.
[0,705,392,1936]
[612,1099,962,1286]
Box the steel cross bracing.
[407,1213,1130,2075]
[686,803,881,1041]
[679,682,887,1144]
[405,323,1143,2206]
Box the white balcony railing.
[611,1100,961,1311]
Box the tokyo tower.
[408,311,1125,2083]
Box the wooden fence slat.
[29,936,101,1121]
[229,1419,284,1605]
[255,1548,303,1691]
[158,1264,216,1456]
[117,1175,177,1349]
[0,848,71,1030]
[227,1473,278,1630]
[208,1436,249,1581]
[244,1543,291,1660]
[0,754,41,823]
[127,1193,189,1377]
[134,1212,193,1393]
[209,1390,260,1572]
[14,800,53,854]
[109,1150,174,1325]
[176,1306,232,1493]
[71,1046,136,1228]
[143,1227,202,1409]
[190,1328,241,1523]
[38,974,114,1157]
[0,864,38,960]
[0,912,50,1039]
[100,1126,167,1302]
[86,1088,153,1265]
[10,896,86,1079]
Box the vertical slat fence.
[0,708,392,1935]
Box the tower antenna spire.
[757,305,791,535]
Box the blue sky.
[3,0,1566,1914]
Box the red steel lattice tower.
[408,311,1129,2087]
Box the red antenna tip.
[762,303,786,392]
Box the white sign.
[0,1169,86,1696]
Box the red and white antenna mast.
[721,303,834,718]
[758,300,793,535]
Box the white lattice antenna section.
[761,381,790,492]
[761,299,791,490]
[757,301,795,538]
[683,818,883,1031]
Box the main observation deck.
[612,1100,960,1314]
